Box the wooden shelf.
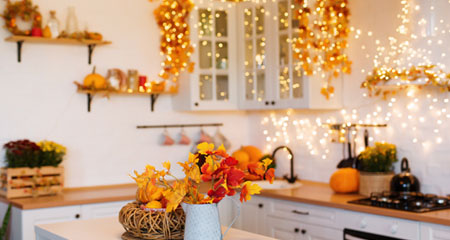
[5,35,111,64]
[76,89,173,112]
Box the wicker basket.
[119,202,185,240]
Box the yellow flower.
[197,142,214,154]
[163,161,171,171]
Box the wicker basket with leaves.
[118,202,185,240]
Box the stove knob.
[391,223,399,234]
[360,219,368,229]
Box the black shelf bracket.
[87,93,93,112]
[150,94,160,112]
[87,44,96,65]
[16,41,24,63]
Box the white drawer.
[421,222,450,240]
[267,199,336,227]
[337,210,420,240]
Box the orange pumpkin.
[329,168,359,193]
[241,145,263,163]
[232,150,250,171]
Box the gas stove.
[348,191,450,213]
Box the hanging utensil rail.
[137,123,223,129]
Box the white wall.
[248,0,450,195]
[0,0,248,187]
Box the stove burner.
[349,192,450,213]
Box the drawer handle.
[258,203,264,209]
[75,214,80,219]
[292,210,309,215]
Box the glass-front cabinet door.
[237,3,273,109]
[273,0,309,109]
[189,2,238,110]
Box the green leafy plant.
[359,142,398,172]
[0,204,12,240]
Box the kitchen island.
[35,216,276,240]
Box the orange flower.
[265,168,275,184]
[240,181,262,202]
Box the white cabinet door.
[80,200,130,219]
[21,205,81,240]
[172,1,238,111]
[421,223,450,240]
[237,196,270,236]
[266,216,302,240]
[301,222,342,240]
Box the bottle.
[66,7,79,35]
[47,11,60,38]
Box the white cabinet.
[173,1,238,111]
[237,195,270,236]
[421,223,450,240]
[17,205,81,240]
[337,209,420,240]
[236,1,343,110]
[1,199,131,240]
[80,200,130,219]
[266,216,341,240]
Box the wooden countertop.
[35,217,276,240]
[3,180,450,226]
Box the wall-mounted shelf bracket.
[16,40,24,62]
[150,94,159,112]
[87,93,93,112]
[87,44,96,65]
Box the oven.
[343,229,405,240]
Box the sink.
[253,180,302,190]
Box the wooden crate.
[0,166,64,199]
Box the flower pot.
[359,171,394,196]
[182,198,240,240]
[0,166,64,199]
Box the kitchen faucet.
[272,146,298,183]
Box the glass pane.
[245,71,254,100]
[199,9,212,37]
[279,67,290,99]
[278,1,288,30]
[199,40,212,69]
[199,75,213,100]
[279,34,288,66]
[257,72,265,101]
[244,8,253,38]
[256,38,265,69]
[245,40,253,69]
[216,42,228,69]
[216,75,229,101]
[256,7,264,35]
[291,0,300,29]
[215,10,228,37]
[293,66,303,98]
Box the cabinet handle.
[258,203,264,208]
[294,228,299,233]
[265,101,269,105]
[292,210,309,215]
[271,101,275,105]
[194,102,199,107]
[301,229,306,234]
[75,214,80,219]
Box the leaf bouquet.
[132,142,275,212]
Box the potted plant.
[358,142,398,196]
[119,142,274,240]
[1,139,66,198]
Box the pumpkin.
[83,66,107,90]
[232,150,250,171]
[329,168,359,193]
[241,145,263,163]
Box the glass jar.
[127,70,139,92]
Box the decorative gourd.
[83,66,107,90]
[329,168,359,193]
[240,145,263,163]
[232,150,250,171]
